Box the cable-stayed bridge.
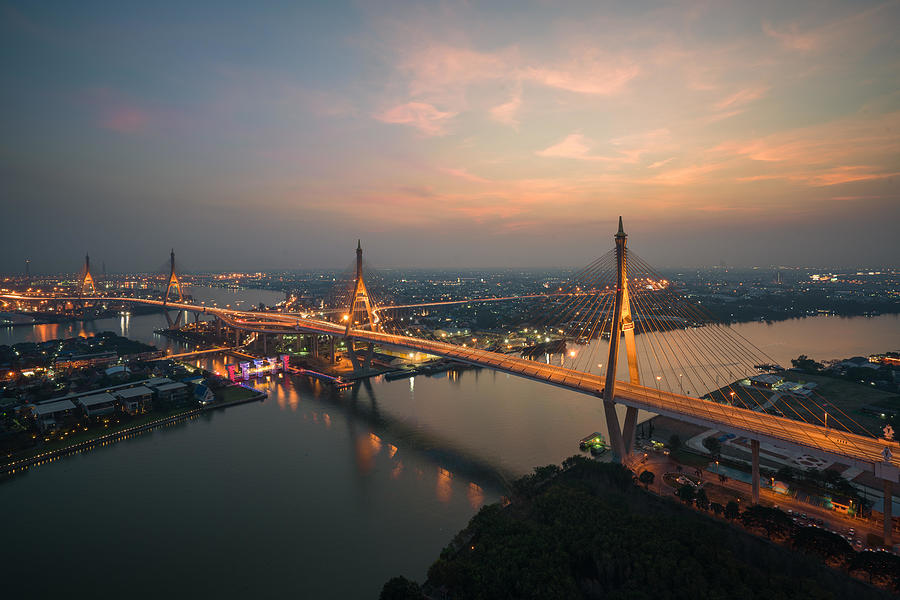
[6,220,899,543]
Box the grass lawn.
[217,385,263,403]
[779,372,898,436]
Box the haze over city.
[2,0,898,273]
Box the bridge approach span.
[5,294,899,482]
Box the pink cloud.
[535,133,594,159]
[403,45,510,99]
[537,129,672,164]
[101,107,150,133]
[763,22,819,52]
[647,157,675,169]
[375,102,457,136]
[439,167,492,184]
[489,85,522,127]
[524,58,639,95]
[714,86,769,111]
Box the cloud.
[523,57,639,95]
[537,129,672,164]
[739,166,900,187]
[647,157,675,169]
[403,45,510,100]
[714,86,769,111]
[375,102,457,136]
[439,167,492,184]
[535,133,594,159]
[101,107,150,134]
[490,85,522,127]
[763,22,820,52]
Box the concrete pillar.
[312,335,319,358]
[885,479,894,548]
[602,401,627,463]
[216,317,222,337]
[330,337,336,364]
[295,335,302,352]
[622,406,638,456]
[234,328,240,346]
[751,439,760,504]
[262,333,267,355]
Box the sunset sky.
[2,0,898,272]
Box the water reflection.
[467,482,485,510]
[436,467,452,503]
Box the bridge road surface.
[6,294,900,484]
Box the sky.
[1,0,898,274]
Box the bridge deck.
[6,294,899,481]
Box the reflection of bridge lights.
[436,467,452,502]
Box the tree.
[638,470,655,489]
[669,434,681,452]
[702,435,722,457]
[676,484,695,504]
[695,488,710,511]
[380,576,425,600]
[724,500,740,520]
[710,502,724,516]
[791,354,823,373]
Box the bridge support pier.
[885,479,894,548]
[330,337,336,364]
[601,401,628,462]
[234,328,240,346]
[751,439,760,504]
[622,406,638,454]
[311,335,319,358]
[346,339,375,373]
[262,333,267,355]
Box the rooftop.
[78,392,117,407]
[115,386,152,399]
[32,399,76,414]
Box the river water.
[1,288,897,598]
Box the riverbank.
[1,385,265,476]
[383,457,899,598]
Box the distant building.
[749,374,782,389]
[54,351,118,370]
[30,400,77,433]
[154,382,189,406]
[194,384,215,406]
[115,386,153,415]
[78,392,118,418]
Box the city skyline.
[2,0,898,272]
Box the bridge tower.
[602,217,641,461]
[344,240,378,371]
[80,253,96,296]
[164,249,184,304]
[163,249,185,329]
[345,240,378,334]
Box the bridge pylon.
[345,240,379,371]
[80,253,96,297]
[602,217,641,461]
[163,249,185,329]
[163,249,184,304]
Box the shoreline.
[0,388,266,476]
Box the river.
[1,289,897,598]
